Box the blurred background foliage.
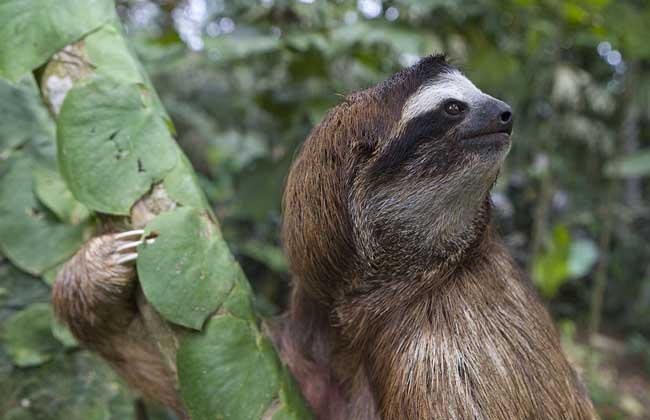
[1,0,650,418]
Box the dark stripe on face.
[369,108,462,175]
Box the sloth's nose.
[495,101,513,135]
[461,97,514,139]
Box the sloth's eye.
[444,100,465,116]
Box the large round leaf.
[0,0,115,82]
[0,77,55,155]
[85,25,147,85]
[177,275,312,419]
[137,207,238,330]
[84,24,172,123]
[3,303,60,367]
[33,163,90,225]
[58,78,178,214]
[163,152,211,211]
[177,315,282,420]
[0,156,85,275]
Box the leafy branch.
[0,1,310,419]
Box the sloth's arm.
[52,231,187,418]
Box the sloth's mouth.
[461,131,511,150]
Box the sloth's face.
[403,69,512,156]
[351,65,514,262]
[367,69,513,179]
[282,56,513,288]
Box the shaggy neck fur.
[275,221,596,420]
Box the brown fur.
[52,234,187,418]
[278,56,597,419]
[52,55,597,420]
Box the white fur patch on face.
[399,70,485,126]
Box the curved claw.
[116,238,156,253]
[115,229,145,240]
[116,253,139,265]
[113,230,156,265]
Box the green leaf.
[163,152,210,210]
[0,0,116,82]
[271,368,314,420]
[51,318,78,349]
[0,266,133,416]
[0,77,55,156]
[605,150,650,178]
[137,207,238,330]
[58,78,178,214]
[84,24,172,124]
[3,303,60,367]
[221,272,257,323]
[42,263,63,286]
[33,163,90,225]
[532,224,571,299]
[232,154,293,222]
[0,263,50,323]
[240,241,288,273]
[0,155,85,275]
[177,315,282,420]
[177,272,311,419]
[208,130,268,173]
[85,25,147,84]
[0,349,135,420]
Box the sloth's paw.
[112,229,156,265]
[53,229,158,334]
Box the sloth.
[53,55,597,419]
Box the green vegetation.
[1,0,649,418]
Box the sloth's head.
[283,55,513,302]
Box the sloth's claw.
[113,230,156,265]
[115,238,156,253]
[116,252,139,265]
[115,229,145,240]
